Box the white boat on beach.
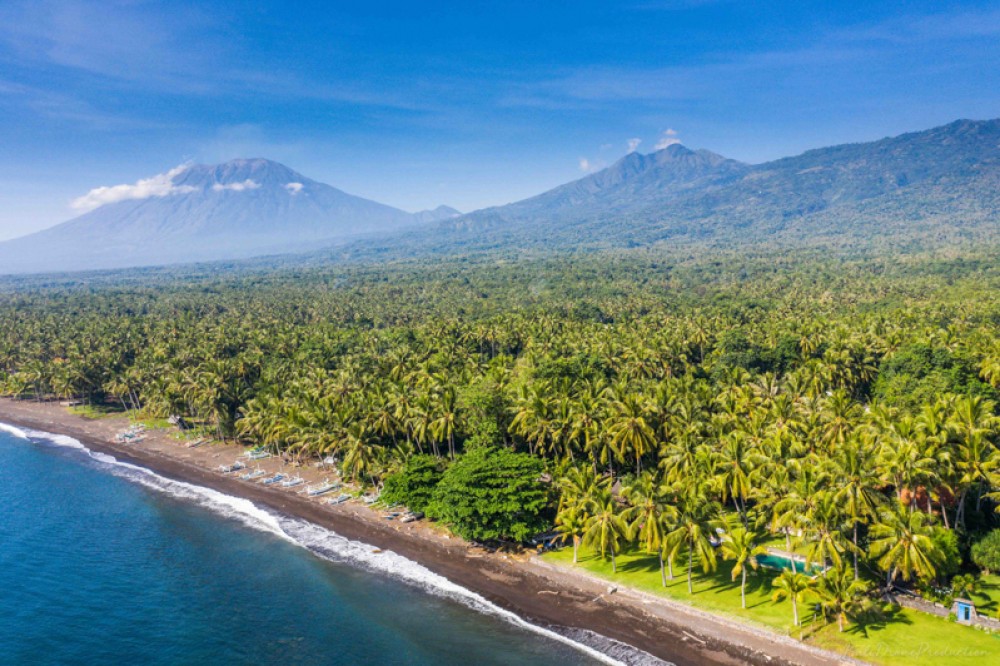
[325,493,351,505]
[261,473,284,485]
[114,425,146,444]
[218,461,246,474]
[241,467,266,480]
[280,475,305,488]
[304,480,340,496]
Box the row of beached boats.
[217,459,350,497]
[214,453,424,524]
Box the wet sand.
[0,398,863,666]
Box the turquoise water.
[757,553,822,575]
[0,426,652,666]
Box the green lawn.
[68,403,127,419]
[542,547,1000,665]
[136,416,174,430]
[971,573,1000,617]
[66,404,195,440]
[759,531,811,557]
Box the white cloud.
[627,137,642,153]
[654,128,681,149]
[212,179,260,192]
[285,182,304,195]
[71,164,194,212]
[578,157,591,172]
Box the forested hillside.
[2,247,1000,638]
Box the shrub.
[873,343,995,409]
[427,446,549,543]
[951,573,979,599]
[971,529,1000,574]
[381,455,445,512]
[930,527,961,580]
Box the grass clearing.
[68,403,127,419]
[542,547,1000,665]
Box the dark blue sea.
[0,425,656,666]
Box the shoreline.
[0,399,859,666]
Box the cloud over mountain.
[1,158,448,274]
[212,179,261,192]
[71,164,196,212]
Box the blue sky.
[1,0,999,239]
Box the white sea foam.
[4,423,671,666]
[277,518,668,665]
[0,422,30,439]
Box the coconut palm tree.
[581,489,629,572]
[624,471,678,586]
[666,488,719,594]
[714,431,762,526]
[342,421,380,485]
[771,570,818,626]
[558,465,609,510]
[509,383,552,457]
[555,505,589,563]
[832,439,885,579]
[800,491,847,572]
[429,384,460,459]
[717,523,767,608]
[605,393,656,475]
[868,502,942,588]
[947,396,999,527]
[981,353,1000,388]
[816,566,870,632]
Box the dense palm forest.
[2,248,1000,632]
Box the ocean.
[0,425,663,665]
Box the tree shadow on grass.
[743,571,779,610]
[697,565,742,595]
[972,577,999,615]
[844,603,911,639]
[617,552,660,575]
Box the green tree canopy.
[381,454,446,512]
[427,446,548,542]
[971,530,1000,574]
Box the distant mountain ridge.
[454,145,747,230]
[1,118,998,275]
[413,205,462,224]
[439,118,1000,250]
[0,159,459,274]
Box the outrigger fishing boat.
[261,473,285,485]
[218,460,246,474]
[304,479,340,497]
[240,467,266,480]
[113,424,146,444]
[325,493,351,505]
[280,475,305,488]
